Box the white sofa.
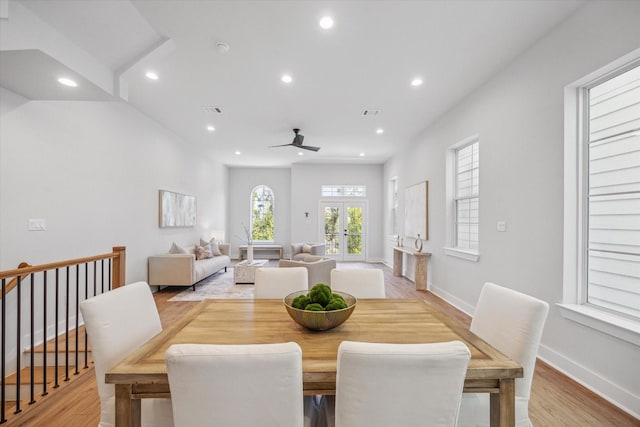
[148,244,231,290]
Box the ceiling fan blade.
[300,145,320,152]
[269,143,294,148]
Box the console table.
[393,246,431,291]
[238,244,283,260]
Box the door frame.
[318,200,368,261]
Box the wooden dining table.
[106,298,522,427]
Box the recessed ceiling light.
[298,152,304,156]
[281,74,293,84]
[57,77,77,87]
[411,77,423,87]
[235,151,241,155]
[376,128,384,135]
[319,16,334,30]
[145,71,159,80]
[360,152,365,157]
[206,125,215,132]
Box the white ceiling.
[7,0,584,167]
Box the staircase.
[2,327,93,421]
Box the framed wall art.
[404,181,428,240]
[159,190,197,228]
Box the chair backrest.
[330,269,385,298]
[80,281,163,424]
[254,267,308,299]
[166,342,304,427]
[470,282,549,400]
[335,340,470,427]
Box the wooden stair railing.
[0,246,125,424]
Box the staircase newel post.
[112,246,126,289]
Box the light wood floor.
[5,262,638,426]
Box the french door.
[320,202,366,261]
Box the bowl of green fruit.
[284,284,357,331]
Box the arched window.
[250,185,275,242]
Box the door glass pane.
[346,206,363,255]
[324,206,340,255]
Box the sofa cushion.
[169,242,189,254]
[200,238,223,256]
[195,245,213,260]
[302,244,312,253]
[303,255,325,263]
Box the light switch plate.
[497,221,506,232]
[28,218,46,231]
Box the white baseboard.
[429,284,475,316]
[538,344,640,420]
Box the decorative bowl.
[283,290,357,331]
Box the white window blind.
[455,141,479,250]
[587,64,640,319]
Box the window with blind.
[585,64,640,319]
[455,140,480,250]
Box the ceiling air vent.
[201,105,223,114]
[361,108,380,116]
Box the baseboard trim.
[537,344,640,420]
[429,284,474,316]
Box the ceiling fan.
[270,128,320,152]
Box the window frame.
[560,49,640,346]
[444,134,480,262]
[249,185,275,243]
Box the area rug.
[168,268,254,301]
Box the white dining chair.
[317,340,471,427]
[330,268,385,298]
[166,342,306,427]
[456,282,549,427]
[80,281,174,427]
[254,266,308,299]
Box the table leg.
[393,249,403,277]
[490,378,515,427]
[115,384,141,427]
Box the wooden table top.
[106,299,522,394]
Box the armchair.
[279,255,336,287]
[291,243,326,260]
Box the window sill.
[443,247,479,262]
[557,304,640,347]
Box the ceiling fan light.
[411,77,423,87]
[57,77,78,87]
[376,128,384,134]
[281,74,293,84]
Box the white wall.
[227,167,291,259]
[383,1,640,416]
[0,90,227,372]
[291,163,384,262]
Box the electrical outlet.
[497,221,506,232]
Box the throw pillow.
[195,244,213,260]
[202,238,223,256]
[302,243,313,253]
[169,242,189,254]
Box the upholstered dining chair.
[317,340,471,427]
[254,266,308,299]
[456,282,550,427]
[166,342,306,427]
[330,268,386,298]
[80,281,173,427]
